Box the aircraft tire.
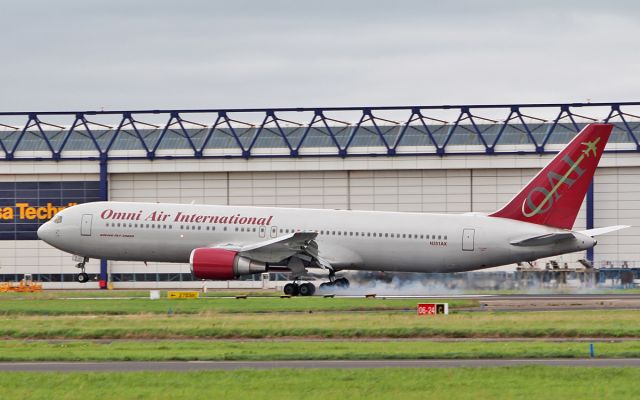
[283,283,299,296]
[299,282,315,296]
[334,277,350,288]
[76,272,90,283]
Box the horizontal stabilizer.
[510,232,575,246]
[579,225,630,237]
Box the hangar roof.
[0,102,638,159]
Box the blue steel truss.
[0,102,639,161]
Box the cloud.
[0,1,638,112]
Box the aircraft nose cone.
[37,223,52,242]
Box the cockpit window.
[53,215,63,224]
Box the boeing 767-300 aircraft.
[37,123,627,295]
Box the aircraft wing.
[510,232,576,246]
[214,231,330,268]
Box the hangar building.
[0,102,638,288]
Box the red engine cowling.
[190,248,267,280]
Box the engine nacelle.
[189,248,267,280]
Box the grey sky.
[1,0,639,112]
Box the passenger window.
[198,226,201,230]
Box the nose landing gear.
[75,257,90,283]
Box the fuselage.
[37,201,595,273]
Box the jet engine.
[189,248,267,280]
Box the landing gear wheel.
[299,283,316,296]
[334,277,350,289]
[319,282,334,290]
[283,283,300,296]
[76,272,89,283]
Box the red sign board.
[417,303,448,316]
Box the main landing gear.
[75,257,90,283]
[283,275,350,297]
[283,281,316,297]
[319,277,349,290]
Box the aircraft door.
[81,214,93,236]
[270,226,278,238]
[259,225,266,238]
[462,228,474,251]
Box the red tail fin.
[490,123,612,229]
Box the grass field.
[0,339,638,361]
[0,297,475,315]
[2,309,640,339]
[2,367,640,399]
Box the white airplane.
[37,123,628,295]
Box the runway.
[2,359,640,371]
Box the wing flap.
[215,231,321,264]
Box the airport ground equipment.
[0,274,42,292]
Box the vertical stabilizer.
[490,123,613,229]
